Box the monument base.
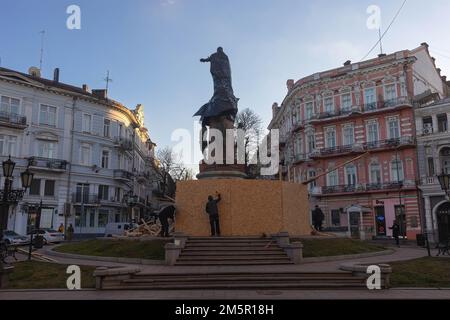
[197,163,247,180]
[175,179,310,236]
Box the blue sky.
[1,0,450,155]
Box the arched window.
[390,159,404,182]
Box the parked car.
[3,230,29,245]
[28,228,65,244]
[104,223,137,237]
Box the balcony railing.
[362,136,415,150]
[293,153,307,164]
[114,169,134,181]
[72,193,100,204]
[28,157,68,171]
[114,137,133,151]
[312,144,361,157]
[421,176,437,185]
[0,112,27,128]
[362,96,412,112]
[320,182,404,195]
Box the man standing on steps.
[206,192,221,237]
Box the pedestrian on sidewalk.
[389,220,400,247]
[67,224,74,242]
[58,223,64,233]
[206,192,221,237]
[312,205,324,231]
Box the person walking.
[66,224,74,242]
[206,192,221,237]
[389,219,401,247]
[57,223,64,233]
[312,205,325,231]
[158,204,176,237]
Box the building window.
[39,105,57,126]
[44,180,55,197]
[325,127,336,148]
[343,125,354,146]
[327,170,339,186]
[384,84,397,101]
[82,114,92,133]
[1,96,20,114]
[341,93,352,112]
[38,141,56,159]
[367,120,379,143]
[364,88,376,110]
[29,179,41,196]
[305,102,314,120]
[101,150,110,169]
[427,158,435,176]
[391,159,404,182]
[345,164,357,185]
[422,116,433,134]
[370,163,381,184]
[307,133,315,153]
[115,187,122,202]
[331,209,341,226]
[437,114,448,133]
[0,135,17,157]
[308,170,316,190]
[443,160,450,174]
[104,119,111,137]
[118,123,123,138]
[80,145,91,166]
[98,185,109,200]
[387,117,400,139]
[324,97,334,113]
[98,209,109,228]
[295,136,302,155]
[75,183,90,202]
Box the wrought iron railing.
[28,157,68,170]
[0,111,26,126]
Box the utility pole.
[104,70,113,95]
[39,30,45,71]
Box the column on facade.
[432,115,438,134]
[423,196,434,239]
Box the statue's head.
[217,47,224,53]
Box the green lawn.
[390,257,450,288]
[7,261,96,289]
[293,238,386,258]
[54,239,168,260]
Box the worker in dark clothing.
[312,205,325,231]
[205,192,221,236]
[159,204,176,237]
[389,219,400,247]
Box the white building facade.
[0,67,160,236]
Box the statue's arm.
[200,56,211,63]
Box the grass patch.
[54,239,168,260]
[293,238,386,258]
[7,261,96,289]
[390,257,450,288]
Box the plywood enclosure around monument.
[175,179,310,236]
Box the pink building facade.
[269,44,447,240]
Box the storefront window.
[98,210,109,228]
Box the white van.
[104,223,136,237]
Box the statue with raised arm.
[194,47,239,126]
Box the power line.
[360,0,408,61]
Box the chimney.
[344,60,351,66]
[92,89,107,99]
[82,84,90,93]
[53,68,60,82]
[28,67,41,78]
[286,79,295,91]
[272,102,279,118]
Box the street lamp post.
[0,156,34,287]
[125,191,138,224]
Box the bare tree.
[235,108,263,171]
[153,147,193,198]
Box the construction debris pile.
[122,218,174,238]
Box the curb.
[302,249,395,264]
[44,246,165,265]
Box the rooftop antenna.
[104,70,113,94]
[39,30,45,71]
[378,27,383,55]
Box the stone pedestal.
[165,243,182,266]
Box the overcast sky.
[1,0,450,167]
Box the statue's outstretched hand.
[200,58,206,63]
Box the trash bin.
[33,235,44,249]
[416,234,425,247]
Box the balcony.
[317,182,407,195]
[0,112,27,129]
[292,119,305,132]
[114,169,134,181]
[136,171,151,183]
[421,176,438,185]
[28,157,68,173]
[362,136,415,151]
[114,137,133,151]
[293,153,308,164]
[362,96,412,112]
[311,144,364,159]
[71,193,100,204]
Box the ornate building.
[0,66,160,235]
[268,43,447,240]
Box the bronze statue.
[194,47,239,126]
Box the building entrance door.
[375,206,387,236]
[436,202,450,243]
[349,212,360,239]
